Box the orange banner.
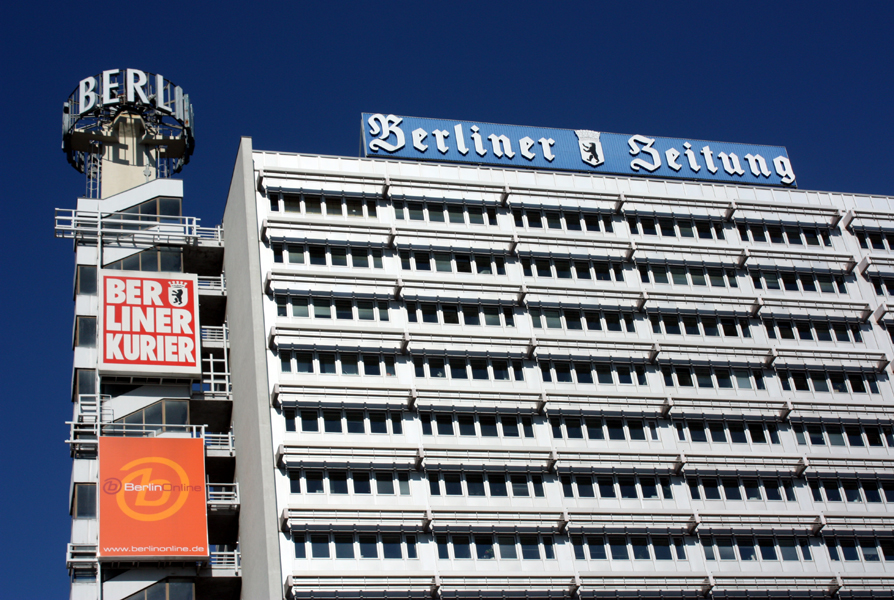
[98,437,208,558]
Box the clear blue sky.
[1,2,892,596]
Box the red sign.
[98,437,208,558]
[99,272,200,375]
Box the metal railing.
[198,274,227,293]
[201,325,229,343]
[66,543,97,569]
[209,550,241,571]
[54,208,223,244]
[67,422,207,455]
[205,431,235,454]
[66,543,240,572]
[76,394,113,423]
[207,483,240,506]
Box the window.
[421,413,535,440]
[649,313,751,338]
[687,476,796,502]
[76,265,97,295]
[795,422,894,449]
[551,416,659,443]
[294,532,416,560]
[406,301,514,327]
[674,420,779,445]
[275,243,384,269]
[288,469,410,497]
[394,199,496,225]
[750,270,846,294]
[826,537,894,563]
[629,216,724,240]
[572,534,686,562]
[561,473,672,500]
[104,247,183,272]
[531,307,635,333]
[638,263,737,288]
[277,295,389,322]
[521,257,624,282]
[113,197,182,227]
[436,534,555,561]
[852,229,894,253]
[541,362,646,387]
[702,535,811,562]
[764,318,861,343]
[271,192,378,218]
[513,207,613,233]
[119,581,193,600]
[810,478,894,504]
[779,371,879,395]
[413,356,524,382]
[286,409,404,436]
[75,316,96,348]
[738,222,831,247]
[661,365,765,390]
[869,277,894,298]
[427,471,544,498]
[116,400,189,431]
[72,484,96,518]
[400,250,505,276]
[280,351,395,378]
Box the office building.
[59,74,894,599]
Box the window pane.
[609,537,629,560]
[382,535,402,559]
[498,536,517,559]
[359,534,378,558]
[376,472,395,495]
[520,536,540,559]
[311,534,329,558]
[353,472,371,494]
[330,471,348,494]
[335,534,354,558]
[476,536,495,559]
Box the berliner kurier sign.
[362,113,796,187]
[98,271,201,376]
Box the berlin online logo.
[105,456,202,522]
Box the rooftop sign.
[62,69,195,175]
[362,113,796,188]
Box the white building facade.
[221,136,894,598]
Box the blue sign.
[362,113,796,188]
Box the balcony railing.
[66,543,240,573]
[76,394,113,423]
[207,483,240,510]
[197,274,227,293]
[201,325,229,343]
[54,209,223,244]
[67,422,207,456]
[66,543,97,570]
[205,431,236,455]
[209,550,241,572]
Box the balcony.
[207,483,240,512]
[66,543,98,573]
[201,325,229,348]
[75,394,113,423]
[198,274,227,295]
[205,431,236,457]
[205,549,241,576]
